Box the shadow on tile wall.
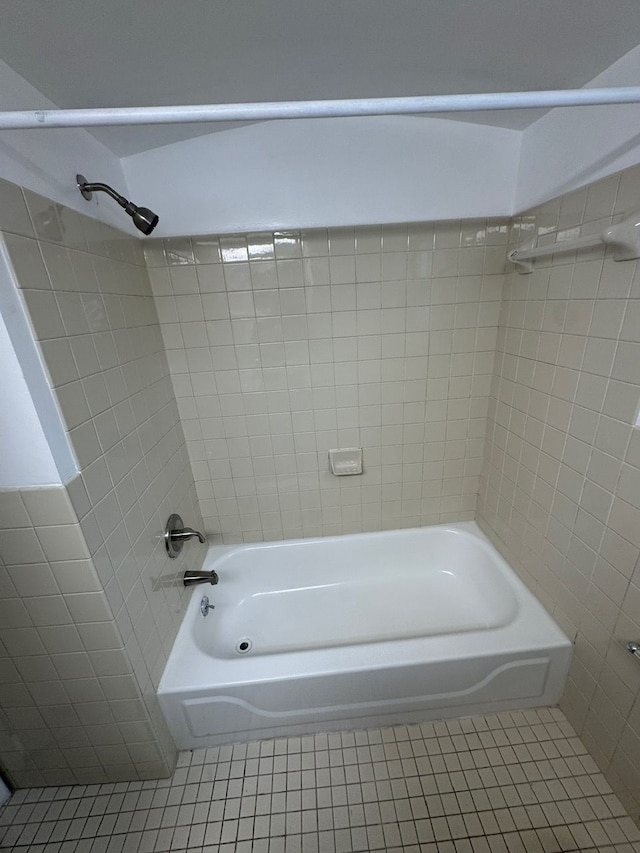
[0,179,204,786]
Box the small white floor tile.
[1,707,639,852]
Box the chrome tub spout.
[183,569,219,587]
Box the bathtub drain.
[236,638,252,654]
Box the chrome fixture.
[200,595,213,617]
[628,641,640,660]
[184,569,219,587]
[164,513,206,559]
[76,174,159,235]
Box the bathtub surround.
[147,163,640,820]
[146,219,507,543]
[478,164,640,819]
[0,158,640,834]
[0,178,204,787]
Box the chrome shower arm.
[78,179,128,206]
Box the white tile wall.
[146,221,508,543]
[478,165,640,820]
[0,178,205,786]
[0,482,167,787]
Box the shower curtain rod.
[1,86,640,130]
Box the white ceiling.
[2,0,640,157]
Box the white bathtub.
[158,522,572,749]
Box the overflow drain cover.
[236,638,252,654]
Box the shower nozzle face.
[130,205,159,236]
[76,174,159,236]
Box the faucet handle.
[164,513,206,559]
[172,526,206,544]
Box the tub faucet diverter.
[164,513,206,559]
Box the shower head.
[76,174,159,236]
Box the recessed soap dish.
[328,448,363,476]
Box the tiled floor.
[1,708,639,853]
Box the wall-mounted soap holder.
[328,448,363,476]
